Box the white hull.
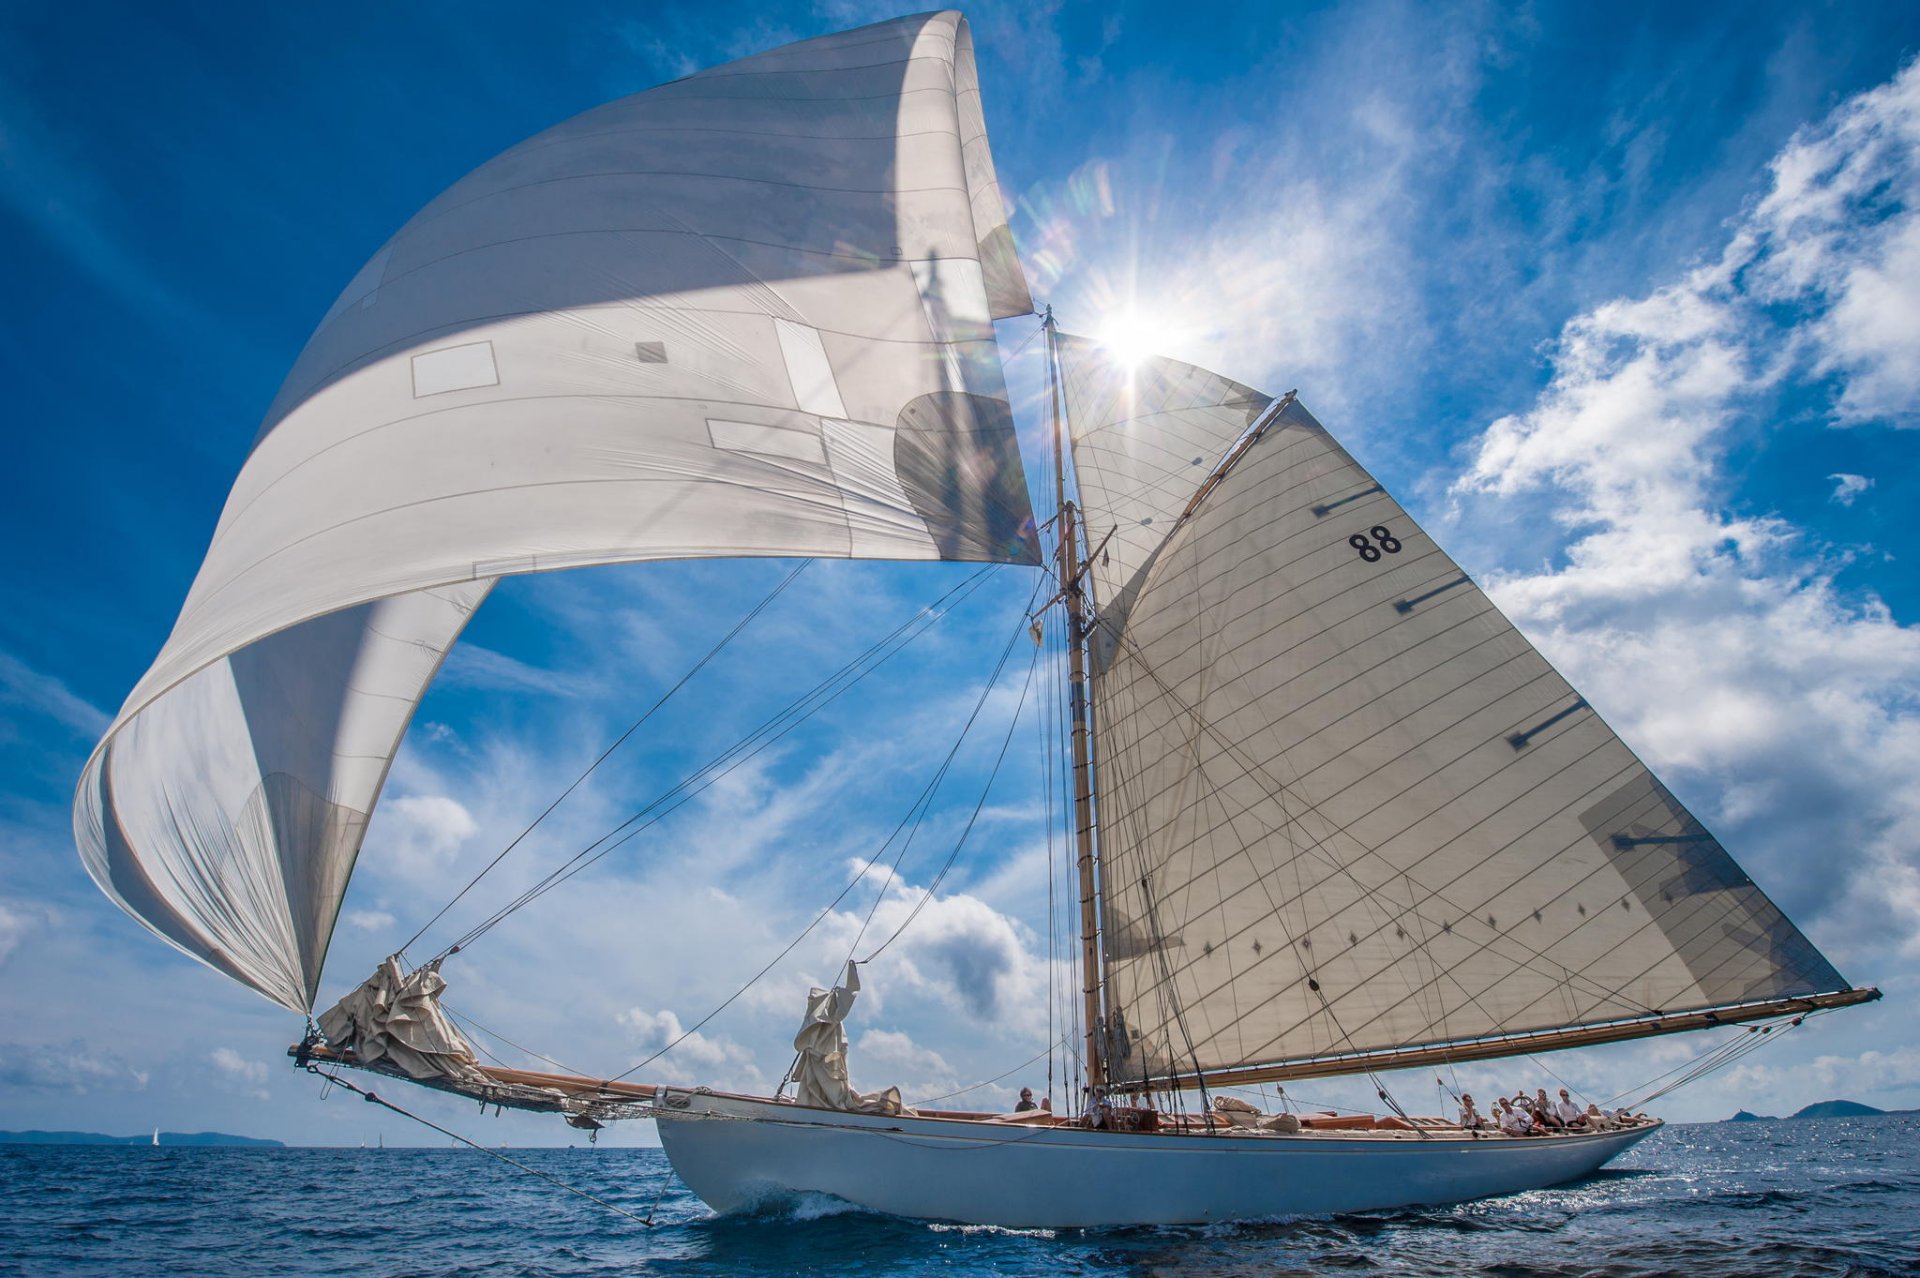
[653,1092,1660,1228]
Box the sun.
[1094,308,1190,367]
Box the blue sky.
[3,0,1919,1146]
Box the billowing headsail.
[74,12,1038,1013]
[1057,334,1869,1088]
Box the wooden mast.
[1045,308,1107,1099]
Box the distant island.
[0,1130,284,1147]
[1725,1099,1889,1122]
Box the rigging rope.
[1614,1009,1822,1109]
[402,559,814,957]
[858,610,1046,962]
[441,1004,588,1078]
[439,564,1005,956]
[909,1038,1066,1107]
[610,575,1041,1084]
[842,572,1045,960]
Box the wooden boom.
[1140,987,1882,1091]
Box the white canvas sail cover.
[788,961,908,1115]
[74,12,1038,1012]
[316,956,488,1085]
[1056,334,1851,1083]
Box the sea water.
[3,1114,1916,1276]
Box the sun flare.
[1095,308,1190,367]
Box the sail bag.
[74,12,1036,1012]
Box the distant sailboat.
[150,1128,158,1147]
[74,10,1877,1228]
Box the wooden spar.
[1046,310,1107,1098]
[1139,987,1883,1091]
[294,1042,659,1103]
[1173,390,1296,529]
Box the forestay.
[74,11,1037,1012]
[1057,335,1854,1086]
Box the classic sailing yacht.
[74,11,1875,1228]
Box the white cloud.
[1718,1044,1920,1108]
[857,1027,953,1076]
[821,863,1059,1040]
[617,1007,762,1091]
[1746,59,1920,426]
[0,899,36,966]
[1827,473,1873,506]
[0,650,108,740]
[373,795,479,878]
[0,1041,149,1094]
[210,1047,270,1101]
[854,1027,961,1101]
[1454,57,1920,966]
[344,909,396,931]
[437,644,598,698]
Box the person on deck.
[1458,1094,1485,1130]
[1533,1088,1561,1128]
[1015,1088,1039,1112]
[1583,1103,1614,1130]
[1498,1098,1535,1136]
[1553,1088,1584,1129]
[1519,1093,1544,1127]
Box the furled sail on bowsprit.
[1056,333,1870,1088]
[73,11,1038,1013]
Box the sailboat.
[74,11,1876,1228]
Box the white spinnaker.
[75,12,1038,1012]
[1058,337,1848,1082]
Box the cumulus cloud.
[343,909,396,931]
[617,1007,763,1091]
[820,862,1060,1039]
[1744,60,1920,426]
[1719,1044,1920,1107]
[210,1047,270,1101]
[1455,58,1920,963]
[373,795,479,878]
[854,1028,961,1101]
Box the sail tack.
[1056,334,1856,1086]
[75,11,1038,1012]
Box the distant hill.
[1722,1099,1895,1123]
[1790,1099,1885,1119]
[0,1130,284,1147]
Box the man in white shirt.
[1498,1098,1535,1136]
[1458,1094,1484,1130]
[1553,1088,1584,1128]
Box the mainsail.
[1056,333,1868,1088]
[73,12,1038,1012]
